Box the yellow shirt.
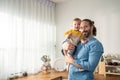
[64,29,84,46]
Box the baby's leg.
[66,49,75,72]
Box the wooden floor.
[14,74,120,80]
[94,73,120,80]
[13,71,120,80]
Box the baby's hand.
[66,33,72,39]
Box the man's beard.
[82,30,91,38]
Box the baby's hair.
[73,18,81,22]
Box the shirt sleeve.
[64,29,72,36]
[74,42,104,72]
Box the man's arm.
[65,53,85,69]
[74,42,104,72]
[62,41,83,69]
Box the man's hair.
[82,19,93,26]
[93,25,97,36]
[82,19,97,36]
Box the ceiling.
[49,0,68,3]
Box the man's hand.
[65,54,85,70]
[65,54,74,64]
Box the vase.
[41,64,50,74]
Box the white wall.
[55,0,120,57]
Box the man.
[62,19,104,80]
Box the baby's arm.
[65,33,72,39]
[64,29,72,39]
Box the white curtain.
[0,0,56,79]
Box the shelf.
[99,55,120,77]
[105,65,120,67]
[106,72,120,75]
[99,62,120,77]
[104,58,120,60]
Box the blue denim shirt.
[68,36,104,80]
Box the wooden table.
[14,70,68,80]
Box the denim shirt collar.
[81,36,95,45]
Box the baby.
[63,18,84,56]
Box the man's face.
[80,21,92,38]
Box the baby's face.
[72,21,81,31]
